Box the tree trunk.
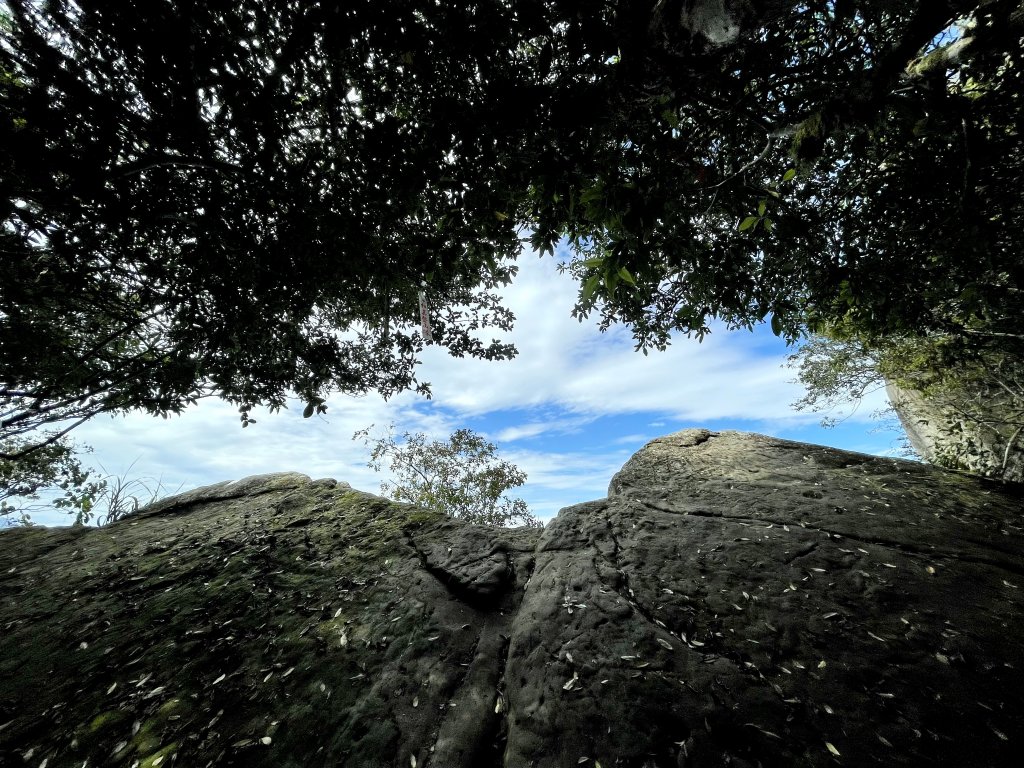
[886,377,1024,482]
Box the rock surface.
[2,430,1023,767]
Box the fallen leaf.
[825,741,841,757]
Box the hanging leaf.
[738,216,759,231]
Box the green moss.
[132,698,191,755]
[315,615,352,646]
[139,742,178,768]
[404,509,445,528]
[72,708,131,753]
[790,112,825,163]
[156,697,190,719]
[88,708,130,734]
[133,727,163,756]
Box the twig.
[1002,424,1024,472]
[706,137,776,190]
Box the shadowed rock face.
[2,430,1023,767]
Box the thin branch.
[961,328,1024,340]
[113,158,244,178]
[706,137,777,191]
[1003,424,1024,472]
[0,414,96,460]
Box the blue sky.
[27,245,900,526]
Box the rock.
[2,430,1023,767]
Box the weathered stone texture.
[2,430,1023,767]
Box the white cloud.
[503,444,635,520]
[613,433,653,445]
[490,413,597,443]
[409,255,816,422]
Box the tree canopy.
[355,425,539,527]
[2,0,1022,453]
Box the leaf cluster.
[0,438,103,525]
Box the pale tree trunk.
[886,378,1024,482]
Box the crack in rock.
[637,498,1024,576]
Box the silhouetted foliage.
[3,0,1022,456]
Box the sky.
[23,244,901,527]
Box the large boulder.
[2,430,1022,767]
